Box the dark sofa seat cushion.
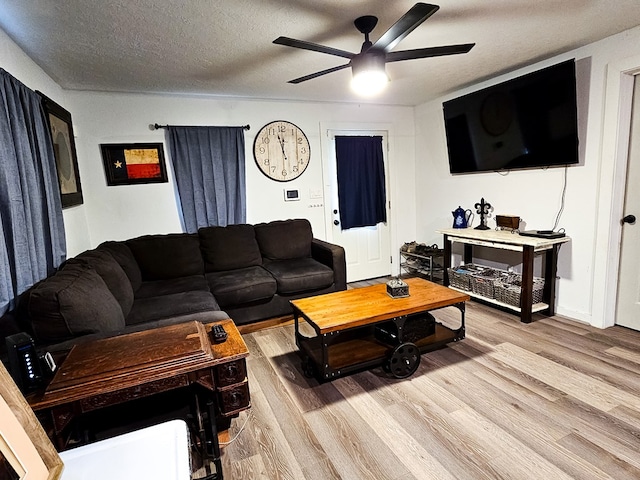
[199,224,262,272]
[206,266,277,308]
[127,233,204,281]
[25,263,125,344]
[135,275,210,299]
[97,241,142,291]
[67,249,134,317]
[125,291,220,326]
[255,219,312,260]
[263,258,334,294]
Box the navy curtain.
[335,135,386,230]
[166,126,246,232]
[0,69,66,315]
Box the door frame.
[319,121,399,276]
[595,56,640,328]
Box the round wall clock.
[253,120,310,182]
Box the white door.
[616,76,640,331]
[324,131,391,283]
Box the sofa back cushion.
[67,249,135,317]
[199,224,262,272]
[254,219,312,260]
[97,241,142,291]
[126,234,204,280]
[26,263,125,344]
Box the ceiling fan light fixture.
[350,53,388,96]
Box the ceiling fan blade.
[288,64,351,84]
[273,37,355,59]
[385,43,475,62]
[372,3,439,52]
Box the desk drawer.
[215,359,246,388]
[218,382,250,416]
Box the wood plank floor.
[220,279,640,479]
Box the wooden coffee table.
[291,277,469,381]
[27,318,250,479]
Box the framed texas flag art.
[100,143,168,186]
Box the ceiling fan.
[273,2,475,91]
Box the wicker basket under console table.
[437,228,570,323]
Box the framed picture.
[100,143,168,186]
[0,363,63,479]
[38,93,84,208]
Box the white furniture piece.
[437,228,570,323]
[59,420,191,480]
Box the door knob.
[334,220,340,226]
[622,214,636,224]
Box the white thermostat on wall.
[284,189,300,201]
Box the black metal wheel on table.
[386,342,420,378]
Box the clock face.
[253,120,310,182]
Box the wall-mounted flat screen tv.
[443,59,579,174]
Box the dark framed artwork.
[100,143,168,186]
[39,93,84,208]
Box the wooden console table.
[437,228,570,323]
[28,319,250,480]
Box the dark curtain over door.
[335,135,386,230]
[0,69,66,315]
[166,126,246,232]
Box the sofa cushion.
[25,263,125,343]
[199,224,262,272]
[68,249,134,317]
[135,275,210,299]
[97,241,142,291]
[125,291,220,326]
[126,234,204,281]
[262,258,335,294]
[205,266,277,308]
[254,219,312,260]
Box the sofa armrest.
[311,238,346,291]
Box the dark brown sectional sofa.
[6,219,346,352]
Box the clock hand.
[278,134,291,177]
[277,135,287,160]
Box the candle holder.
[474,197,492,230]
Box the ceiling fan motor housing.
[351,51,387,77]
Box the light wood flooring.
[221,280,640,479]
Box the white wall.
[0,28,92,257]
[64,91,416,264]
[414,25,640,328]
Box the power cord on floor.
[219,412,252,446]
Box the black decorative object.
[474,197,491,230]
[386,278,409,298]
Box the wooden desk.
[28,319,250,479]
[437,228,570,323]
[291,278,468,381]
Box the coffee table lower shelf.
[296,319,464,381]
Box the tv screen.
[443,59,579,174]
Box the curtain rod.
[153,123,250,131]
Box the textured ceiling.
[1,1,639,106]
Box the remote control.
[211,324,228,343]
